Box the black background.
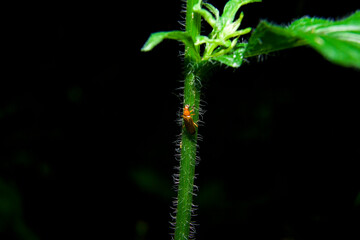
[2,1,360,239]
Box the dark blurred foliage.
[2,1,359,239]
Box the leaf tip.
[140,44,150,52]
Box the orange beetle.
[181,104,198,135]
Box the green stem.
[174,1,202,239]
[174,72,200,240]
[184,0,201,61]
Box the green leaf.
[203,2,219,20]
[194,0,216,27]
[245,11,360,69]
[195,35,231,48]
[244,22,307,57]
[193,0,259,63]
[212,43,246,68]
[222,0,262,25]
[141,31,197,53]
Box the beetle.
[181,104,198,135]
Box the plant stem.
[184,0,201,61]
[174,71,201,240]
[174,1,202,239]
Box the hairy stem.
[184,0,201,61]
[174,71,200,240]
[174,1,202,239]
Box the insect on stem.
[181,104,198,135]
